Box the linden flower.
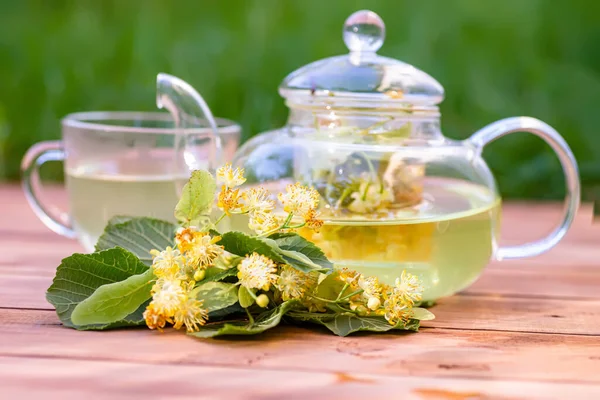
[278,182,320,220]
[304,209,324,232]
[383,297,412,326]
[358,275,383,311]
[248,211,281,235]
[348,180,393,214]
[237,252,278,291]
[150,246,184,279]
[242,187,275,215]
[383,271,423,325]
[276,265,318,301]
[186,232,224,270]
[143,303,170,331]
[216,163,246,188]
[175,226,199,253]
[150,278,187,317]
[394,270,424,306]
[217,186,243,214]
[337,268,360,289]
[172,297,208,333]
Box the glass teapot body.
[233,108,504,301]
[231,10,579,301]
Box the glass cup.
[21,111,241,251]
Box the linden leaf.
[175,169,216,227]
[203,266,238,282]
[46,247,150,330]
[194,281,239,312]
[238,285,255,308]
[95,217,177,265]
[411,307,435,321]
[71,268,155,326]
[288,311,420,337]
[218,231,286,263]
[189,300,298,338]
[267,233,333,273]
[314,270,346,301]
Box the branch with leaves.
[46,164,434,337]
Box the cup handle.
[467,117,580,260]
[21,140,76,238]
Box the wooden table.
[2,184,600,399]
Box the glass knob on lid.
[279,10,444,109]
[343,10,385,54]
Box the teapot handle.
[468,117,580,260]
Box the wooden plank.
[465,266,600,298]
[429,294,600,334]
[3,356,599,400]
[1,309,600,385]
[2,274,600,335]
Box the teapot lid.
[279,10,444,109]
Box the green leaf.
[268,233,333,272]
[95,217,177,265]
[218,231,286,263]
[238,285,255,308]
[189,300,298,338]
[46,247,150,330]
[71,269,154,326]
[194,282,239,312]
[175,169,216,227]
[203,266,239,282]
[105,215,135,225]
[594,200,599,218]
[411,307,435,321]
[314,271,346,301]
[289,311,420,337]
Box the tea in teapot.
[230,10,580,301]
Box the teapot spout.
[156,73,222,174]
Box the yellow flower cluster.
[215,163,323,235]
[216,163,246,215]
[235,253,319,304]
[244,187,280,236]
[337,268,423,325]
[143,276,208,333]
[237,252,278,291]
[278,182,323,230]
[276,265,319,301]
[144,229,225,332]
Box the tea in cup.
[22,111,240,251]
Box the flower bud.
[367,297,381,311]
[256,294,269,308]
[193,269,206,281]
[355,305,369,316]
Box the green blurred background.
[1,0,599,201]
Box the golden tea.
[66,160,186,251]
[300,180,501,301]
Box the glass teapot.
[230,10,580,301]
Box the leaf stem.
[338,289,364,302]
[335,283,350,301]
[308,295,338,304]
[213,212,227,227]
[245,308,255,326]
[258,212,295,237]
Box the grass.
[1,0,600,200]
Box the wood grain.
[2,356,600,400]
[2,185,600,398]
[1,309,600,385]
